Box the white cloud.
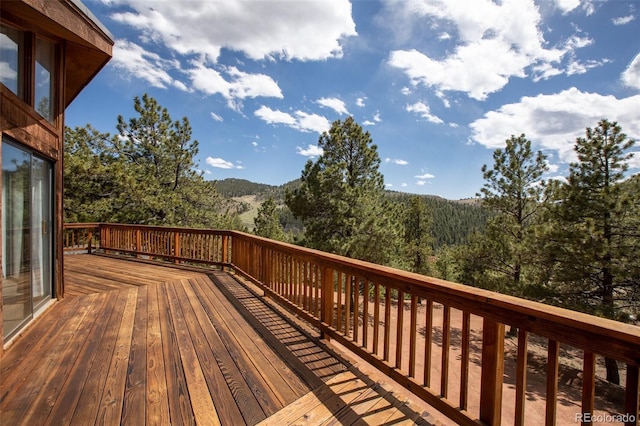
[254,105,297,126]
[438,32,451,40]
[470,88,640,163]
[356,97,366,107]
[546,162,560,174]
[554,0,580,14]
[387,0,599,100]
[189,62,282,110]
[206,157,238,169]
[566,57,611,76]
[317,97,349,115]
[401,183,408,187]
[297,144,324,157]
[363,120,375,126]
[416,181,427,186]
[435,90,450,108]
[110,1,356,62]
[582,1,596,16]
[622,53,640,90]
[613,15,635,26]
[111,40,186,90]
[373,112,382,122]
[401,87,411,96]
[210,112,223,122]
[385,158,409,165]
[406,102,443,124]
[295,111,332,134]
[415,173,435,179]
[226,67,283,100]
[254,106,330,133]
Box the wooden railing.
[63,223,99,254]
[63,223,640,426]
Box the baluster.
[396,291,405,370]
[441,304,450,398]
[362,281,370,350]
[383,286,391,362]
[545,339,560,426]
[581,350,596,426]
[373,282,380,356]
[321,266,334,340]
[515,329,528,426]
[336,272,343,332]
[625,364,639,426]
[354,277,360,344]
[480,319,505,426]
[460,310,470,410]
[409,295,418,378]
[424,299,433,387]
[345,276,352,336]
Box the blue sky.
[67,0,640,200]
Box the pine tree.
[286,117,401,265]
[476,134,548,297]
[64,95,227,228]
[254,197,286,241]
[402,196,434,275]
[64,125,127,222]
[544,119,637,384]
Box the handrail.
[63,223,640,425]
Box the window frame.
[0,22,60,124]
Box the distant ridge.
[213,177,478,203]
[212,178,489,247]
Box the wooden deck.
[1,255,435,425]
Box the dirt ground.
[329,298,629,426]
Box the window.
[35,37,55,122]
[0,24,24,98]
[0,25,57,122]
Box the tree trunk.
[605,356,620,385]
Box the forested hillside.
[214,178,490,248]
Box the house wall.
[0,0,112,356]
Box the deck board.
[0,254,435,425]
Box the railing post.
[321,265,334,341]
[87,229,93,254]
[480,319,505,426]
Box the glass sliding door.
[2,142,32,338]
[2,139,53,339]
[31,156,53,310]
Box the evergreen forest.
[65,96,639,383]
